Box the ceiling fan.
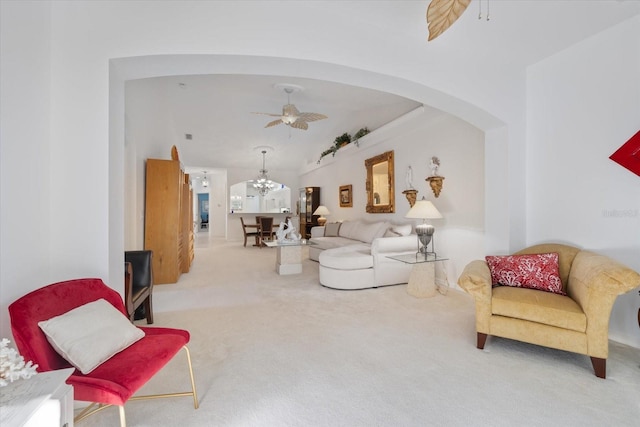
[253,84,327,131]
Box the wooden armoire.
[144,158,193,284]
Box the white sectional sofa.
[309,220,418,290]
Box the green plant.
[318,129,368,163]
[334,132,351,147]
[354,127,370,140]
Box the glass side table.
[387,253,449,298]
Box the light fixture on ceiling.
[202,171,209,188]
[252,150,275,196]
[252,84,327,131]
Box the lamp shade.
[313,206,331,216]
[405,198,442,219]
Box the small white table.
[264,240,316,275]
[0,367,74,427]
[387,253,448,298]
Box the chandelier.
[253,150,275,196]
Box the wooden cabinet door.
[144,159,181,284]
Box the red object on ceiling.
[609,130,640,177]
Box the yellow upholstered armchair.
[458,243,640,378]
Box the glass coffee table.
[387,253,448,298]
[264,240,316,275]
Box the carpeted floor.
[85,235,640,426]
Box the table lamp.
[313,205,331,226]
[405,197,442,256]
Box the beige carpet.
[85,236,640,426]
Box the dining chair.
[240,217,259,247]
[258,216,275,247]
[124,250,154,324]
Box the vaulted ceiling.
[129,74,426,177]
[124,1,639,182]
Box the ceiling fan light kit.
[253,84,327,131]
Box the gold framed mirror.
[365,150,395,213]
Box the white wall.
[124,79,175,249]
[527,16,640,347]
[299,112,485,289]
[1,1,637,347]
[0,2,53,339]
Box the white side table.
[0,367,74,427]
[264,240,316,275]
[387,253,448,298]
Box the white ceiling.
[134,74,426,178]
[124,1,640,182]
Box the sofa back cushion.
[324,222,341,237]
[352,221,390,244]
[338,221,359,240]
[338,220,390,243]
[384,223,413,237]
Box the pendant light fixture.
[253,150,275,196]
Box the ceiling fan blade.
[290,120,309,130]
[298,112,328,123]
[252,112,282,117]
[265,119,283,128]
[426,0,471,41]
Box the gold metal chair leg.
[74,345,198,424]
[75,403,114,423]
[119,405,126,427]
[183,345,199,409]
[127,345,199,407]
[74,402,98,423]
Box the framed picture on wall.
[339,184,353,207]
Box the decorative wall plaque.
[610,130,640,177]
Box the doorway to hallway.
[198,193,209,231]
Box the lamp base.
[415,224,436,258]
[317,217,327,226]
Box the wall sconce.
[402,165,418,207]
[402,190,418,207]
[426,156,444,198]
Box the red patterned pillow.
[485,253,565,295]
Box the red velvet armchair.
[9,278,198,426]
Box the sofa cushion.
[319,245,373,270]
[324,222,341,237]
[338,220,359,240]
[492,286,586,332]
[384,223,412,237]
[351,221,390,243]
[486,253,565,295]
[310,236,358,251]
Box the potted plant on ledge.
[334,132,352,149]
